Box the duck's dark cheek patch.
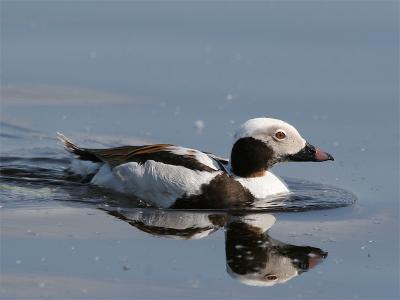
[230,137,274,177]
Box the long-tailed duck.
[58,117,333,208]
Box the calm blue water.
[1,1,399,299]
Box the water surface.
[1,1,398,299]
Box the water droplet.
[16,260,22,265]
[194,120,205,135]
[123,265,131,271]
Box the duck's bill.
[287,142,334,162]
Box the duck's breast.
[235,172,289,199]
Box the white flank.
[91,160,221,208]
[91,164,128,194]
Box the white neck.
[228,166,289,198]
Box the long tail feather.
[57,132,101,162]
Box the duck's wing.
[57,133,220,172]
[202,152,229,170]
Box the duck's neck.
[230,137,274,178]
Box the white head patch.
[233,118,307,158]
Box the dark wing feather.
[202,152,229,170]
[87,144,173,167]
[57,133,216,172]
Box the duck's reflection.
[225,214,327,286]
[102,208,327,286]
[104,209,226,239]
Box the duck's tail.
[57,132,101,162]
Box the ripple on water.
[251,178,357,212]
[0,151,356,212]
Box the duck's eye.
[265,275,278,281]
[274,131,286,140]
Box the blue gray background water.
[1,1,399,299]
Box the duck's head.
[230,118,334,177]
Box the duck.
[58,117,333,209]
